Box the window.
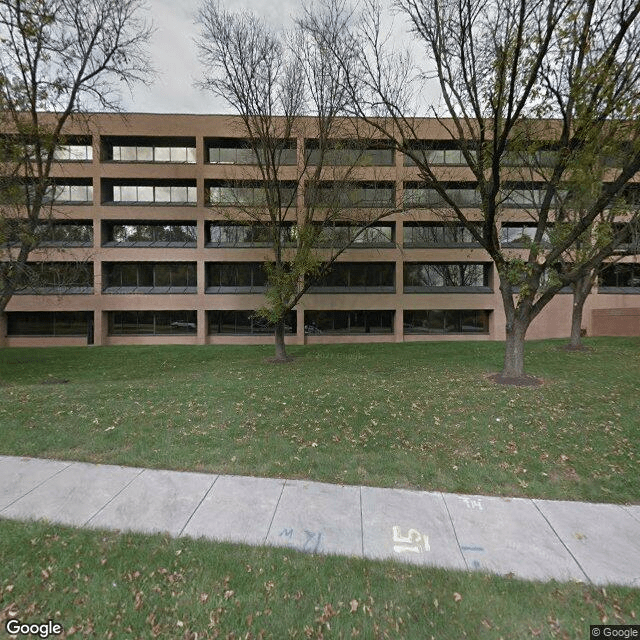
[103,223,197,246]
[404,182,481,208]
[53,144,93,161]
[304,310,394,334]
[45,183,93,204]
[502,185,566,208]
[305,139,394,166]
[108,138,196,163]
[12,262,93,294]
[108,311,197,335]
[404,263,490,290]
[207,223,295,246]
[310,262,395,290]
[207,138,296,165]
[403,223,480,246]
[109,183,197,205]
[500,223,550,247]
[611,223,640,253]
[208,181,297,207]
[403,310,490,334]
[37,222,93,246]
[206,262,268,291]
[403,141,473,166]
[316,224,394,246]
[103,263,197,292]
[599,263,640,289]
[306,182,395,208]
[1,221,93,246]
[7,311,91,336]
[502,147,558,168]
[208,310,297,334]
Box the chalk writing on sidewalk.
[278,528,323,553]
[460,497,484,511]
[392,526,430,554]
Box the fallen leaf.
[453,592,462,602]
[350,599,358,613]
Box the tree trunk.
[502,316,529,378]
[568,273,593,349]
[274,317,288,361]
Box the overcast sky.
[120,0,303,114]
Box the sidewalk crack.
[531,499,591,584]
[441,493,469,570]
[0,461,73,513]
[83,467,146,527]
[179,474,219,537]
[263,479,287,545]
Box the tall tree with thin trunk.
[302,0,640,381]
[0,0,153,315]
[196,1,398,361]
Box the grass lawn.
[0,337,638,503]
[1,518,638,639]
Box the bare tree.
[303,0,640,381]
[196,1,398,361]
[0,0,153,314]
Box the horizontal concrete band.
[1,455,639,587]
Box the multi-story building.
[2,113,639,348]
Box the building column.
[395,308,404,342]
[297,307,305,344]
[93,310,107,346]
[197,308,207,345]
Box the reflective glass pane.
[138,186,154,202]
[170,186,187,202]
[155,186,171,202]
[137,147,153,161]
[120,147,137,161]
[120,186,137,201]
[154,147,171,162]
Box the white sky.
[120,0,305,114]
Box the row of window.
[9,175,640,211]
[101,262,489,293]
[38,180,640,209]
[109,184,197,205]
[5,309,492,336]
[19,221,625,249]
[12,261,640,293]
[110,145,196,164]
[6,135,637,169]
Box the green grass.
[1,518,638,639]
[0,338,638,503]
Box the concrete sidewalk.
[1,455,639,587]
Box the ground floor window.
[208,310,296,335]
[304,310,394,334]
[403,309,490,334]
[7,311,91,336]
[599,263,640,289]
[108,310,196,335]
